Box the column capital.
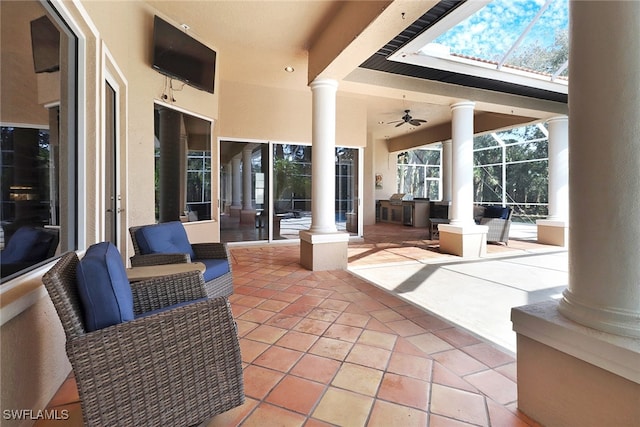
[546,115,568,124]
[310,78,339,91]
[450,100,475,111]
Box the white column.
[537,116,569,246]
[309,78,338,233]
[242,146,253,210]
[546,116,569,221]
[449,101,475,226]
[558,1,640,338]
[441,140,452,202]
[231,156,241,209]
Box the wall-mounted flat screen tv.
[152,15,216,94]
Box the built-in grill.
[388,193,413,206]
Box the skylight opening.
[423,0,568,81]
[389,0,569,92]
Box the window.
[0,0,78,280]
[397,146,441,200]
[154,104,212,222]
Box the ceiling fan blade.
[395,122,405,127]
[409,119,426,126]
[387,120,402,124]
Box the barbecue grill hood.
[389,193,413,204]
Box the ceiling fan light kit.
[388,109,427,127]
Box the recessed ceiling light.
[284,66,295,73]
[378,120,384,124]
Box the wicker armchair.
[129,222,233,298]
[479,207,513,244]
[42,251,245,427]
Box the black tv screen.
[31,15,60,73]
[152,16,216,94]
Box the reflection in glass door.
[104,81,118,245]
[219,141,269,242]
[219,141,361,243]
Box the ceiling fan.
[388,109,427,127]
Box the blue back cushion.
[76,242,134,332]
[484,206,511,219]
[1,227,54,264]
[134,222,195,260]
[197,258,230,282]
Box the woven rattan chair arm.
[67,297,244,426]
[191,243,229,260]
[130,270,207,315]
[129,253,190,267]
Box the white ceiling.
[145,1,564,143]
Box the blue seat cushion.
[484,206,511,219]
[135,297,207,319]
[134,222,196,260]
[1,227,54,264]
[196,258,231,282]
[76,242,134,332]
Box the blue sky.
[430,0,568,62]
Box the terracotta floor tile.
[304,418,335,427]
[433,327,483,348]
[345,343,391,370]
[495,362,518,383]
[257,299,290,312]
[387,352,433,380]
[357,330,397,350]
[270,291,301,303]
[368,400,429,427]
[486,399,532,427]
[253,346,303,373]
[407,333,454,354]
[462,342,515,368]
[264,313,303,329]
[369,308,405,322]
[428,414,478,426]
[241,402,306,427]
[323,323,363,342]
[335,312,370,328]
[307,307,341,322]
[251,288,279,299]
[265,375,325,414]
[236,295,268,308]
[431,361,479,394]
[290,354,341,383]
[385,319,427,337]
[276,330,319,352]
[239,338,270,363]
[281,302,316,317]
[292,318,332,335]
[308,337,353,361]
[319,298,350,312]
[47,377,79,407]
[393,336,431,357]
[412,314,453,332]
[205,397,259,427]
[393,304,428,319]
[245,324,288,344]
[332,363,383,396]
[377,372,430,411]
[243,365,285,400]
[230,303,252,317]
[464,369,518,405]
[432,349,489,376]
[296,295,325,306]
[364,318,397,334]
[238,308,276,323]
[312,387,374,427]
[236,319,260,337]
[429,383,488,426]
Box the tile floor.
[36,225,546,427]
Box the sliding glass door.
[219,140,360,243]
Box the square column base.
[240,209,257,224]
[537,219,568,246]
[438,224,488,257]
[299,230,349,271]
[229,206,241,217]
[512,301,640,427]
